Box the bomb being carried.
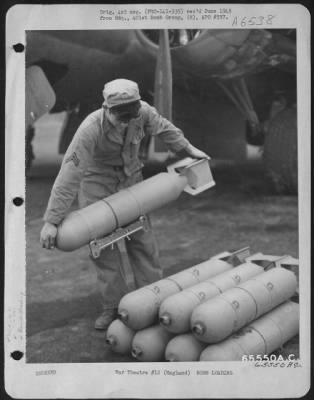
[55,158,215,252]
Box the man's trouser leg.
[91,214,163,305]
[79,170,163,326]
[125,215,163,287]
[79,174,130,327]
[91,245,129,311]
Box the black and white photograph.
[5,3,311,398]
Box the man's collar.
[101,108,113,134]
[101,108,142,145]
[100,109,121,144]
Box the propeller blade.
[154,29,173,121]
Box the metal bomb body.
[118,256,233,330]
[191,267,297,343]
[165,333,207,362]
[106,319,136,354]
[131,325,175,362]
[200,301,299,361]
[56,158,215,252]
[159,261,264,333]
[56,172,188,251]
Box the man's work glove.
[40,222,58,249]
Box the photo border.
[4,3,311,398]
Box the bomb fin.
[167,157,216,195]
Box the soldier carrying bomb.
[40,79,209,330]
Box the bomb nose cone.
[131,347,142,359]
[106,336,116,346]
[160,313,172,326]
[118,310,128,322]
[192,322,206,336]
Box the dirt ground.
[25,152,299,363]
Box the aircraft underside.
[25,29,297,193]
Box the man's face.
[106,109,130,129]
[104,101,141,129]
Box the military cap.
[103,79,141,108]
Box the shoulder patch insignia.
[65,152,80,167]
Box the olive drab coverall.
[44,101,191,310]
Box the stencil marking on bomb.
[118,247,249,330]
[191,267,297,343]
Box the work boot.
[94,308,117,330]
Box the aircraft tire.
[263,106,297,194]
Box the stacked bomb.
[106,247,250,360]
[166,256,299,361]
[106,250,299,362]
[198,300,299,361]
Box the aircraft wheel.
[26,125,35,173]
[263,106,297,194]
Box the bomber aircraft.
[25,29,297,193]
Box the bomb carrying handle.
[89,215,149,259]
[89,158,215,258]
